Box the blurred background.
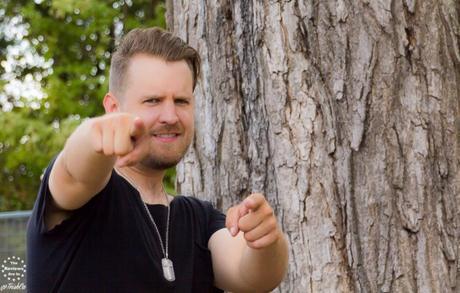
[0,0,173,212]
[0,0,169,276]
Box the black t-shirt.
[26,158,226,292]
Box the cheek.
[188,113,195,130]
[137,112,156,128]
[180,110,194,129]
[188,116,195,135]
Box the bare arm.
[49,121,115,211]
[209,194,289,292]
[48,114,146,212]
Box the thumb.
[225,207,240,237]
[226,204,250,237]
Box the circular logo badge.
[1,256,26,282]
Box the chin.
[141,156,182,170]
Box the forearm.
[62,119,116,186]
[238,234,289,291]
[50,118,116,210]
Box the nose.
[158,99,179,125]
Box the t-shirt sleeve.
[28,154,109,236]
[205,201,226,241]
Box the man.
[26,27,288,292]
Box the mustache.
[149,124,183,135]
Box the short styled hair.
[109,27,201,96]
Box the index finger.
[130,117,146,139]
[243,193,266,211]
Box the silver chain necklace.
[115,169,175,282]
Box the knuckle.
[239,204,249,216]
[250,240,261,250]
[244,232,255,243]
[262,205,273,217]
[103,149,113,156]
[121,146,131,155]
[269,233,278,245]
[114,145,126,156]
[254,193,265,201]
[123,115,134,128]
[89,119,100,133]
[115,141,133,156]
[93,144,102,153]
[268,219,277,231]
[91,135,102,153]
[103,144,114,156]
[113,117,123,130]
[237,221,247,232]
[116,119,130,135]
[105,115,115,127]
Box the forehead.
[124,53,194,98]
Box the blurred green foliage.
[0,0,175,212]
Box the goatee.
[140,155,182,170]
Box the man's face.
[117,54,195,170]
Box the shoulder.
[173,195,226,245]
[174,195,226,224]
[173,195,218,212]
[173,195,225,221]
[175,195,210,205]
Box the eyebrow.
[141,95,193,100]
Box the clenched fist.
[89,113,148,167]
[226,193,282,249]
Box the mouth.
[152,133,180,142]
[154,133,179,138]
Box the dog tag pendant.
[162,258,175,282]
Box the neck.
[115,164,168,205]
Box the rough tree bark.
[167,1,460,292]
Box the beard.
[131,121,194,171]
[139,152,183,170]
[139,133,192,170]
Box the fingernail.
[231,227,237,236]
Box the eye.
[175,98,190,105]
[144,97,160,104]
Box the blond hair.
[109,27,200,96]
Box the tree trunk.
[167,1,460,292]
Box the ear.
[103,92,121,113]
